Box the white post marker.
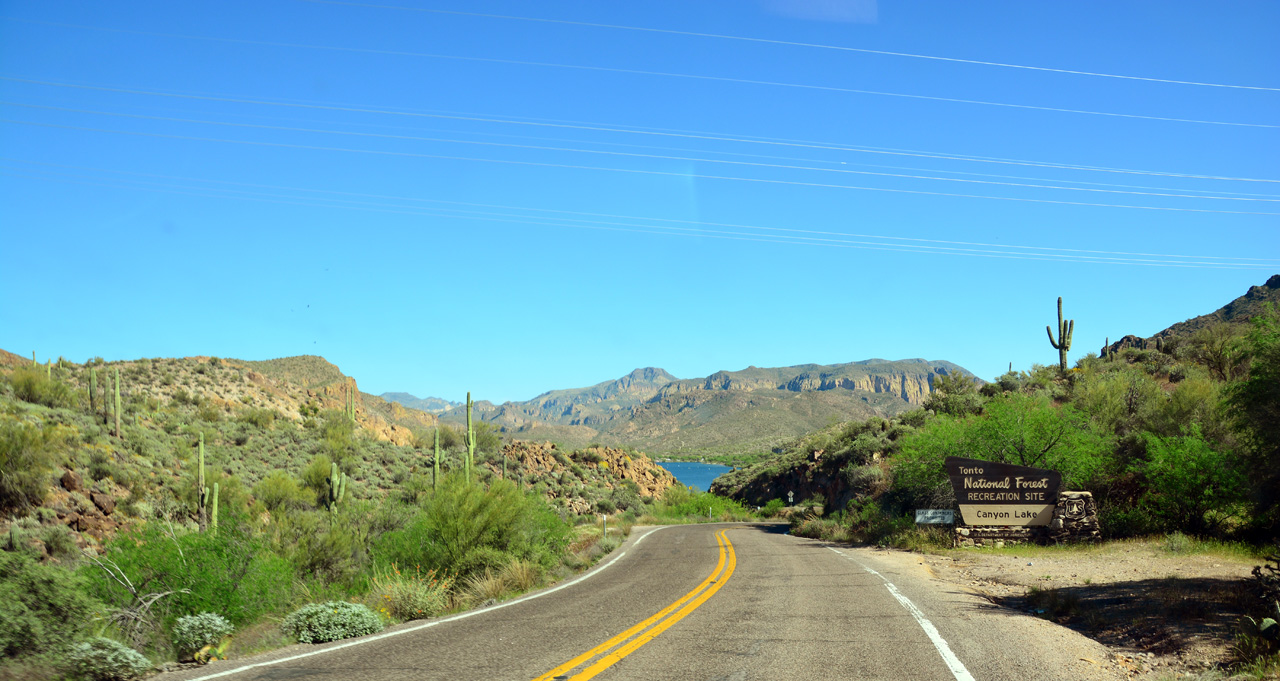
[787,491,794,504]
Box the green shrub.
[238,408,278,430]
[170,612,233,659]
[373,474,570,578]
[0,417,62,513]
[253,471,315,512]
[281,601,382,643]
[761,499,786,517]
[85,523,293,627]
[370,564,451,621]
[1136,425,1248,535]
[68,637,151,681]
[7,366,76,408]
[0,552,101,659]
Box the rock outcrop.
[501,441,677,500]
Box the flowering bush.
[171,612,234,659]
[281,601,382,644]
[371,563,452,622]
[67,637,151,681]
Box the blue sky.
[2,0,1277,404]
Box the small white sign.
[915,509,955,524]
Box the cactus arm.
[1045,325,1060,349]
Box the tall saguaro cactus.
[89,368,98,417]
[1045,296,1075,373]
[433,426,440,491]
[197,433,209,532]
[211,483,220,535]
[113,368,122,438]
[465,392,475,485]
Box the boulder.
[61,470,83,492]
[91,492,116,516]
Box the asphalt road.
[158,523,1122,681]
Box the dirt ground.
[915,538,1267,679]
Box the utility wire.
[6,101,1274,204]
[7,155,1277,262]
[3,165,1269,269]
[2,18,1275,129]
[298,0,1280,92]
[8,117,1279,216]
[5,76,1277,184]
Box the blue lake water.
[656,462,733,492]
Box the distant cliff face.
[442,367,677,429]
[436,359,978,456]
[655,360,961,406]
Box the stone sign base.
[953,491,1100,547]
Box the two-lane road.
[158,524,1122,681]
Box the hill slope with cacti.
[0,351,676,556]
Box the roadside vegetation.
[0,355,744,681]
[715,304,1280,674]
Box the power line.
[5,75,1277,185]
[8,117,1279,216]
[3,157,1277,264]
[3,164,1270,269]
[7,101,1274,204]
[297,0,1280,93]
[3,18,1275,129]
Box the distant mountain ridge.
[434,359,977,456]
[1104,274,1280,355]
[380,392,461,413]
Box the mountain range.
[378,392,461,413]
[422,359,977,457]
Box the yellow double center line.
[531,528,738,681]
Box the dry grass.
[500,559,541,592]
[463,569,509,603]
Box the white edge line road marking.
[183,525,672,681]
[827,546,977,681]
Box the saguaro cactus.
[197,433,209,531]
[465,392,475,485]
[211,482,220,534]
[89,368,97,416]
[31,351,36,366]
[433,426,440,490]
[1045,297,1075,373]
[328,462,348,513]
[113,368,122,438]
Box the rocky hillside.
[0,350,677,555]
[438,359,976,457]
[502,441,676,515]
[1103,274,1280,354]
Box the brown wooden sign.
[944,456,1062,526]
